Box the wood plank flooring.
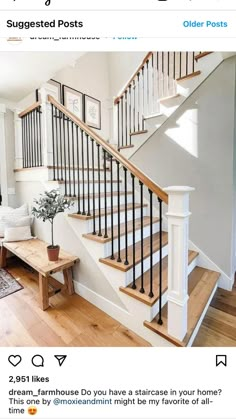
[0,259,235,347]
[193,278,236,346]
[0,259,150,347]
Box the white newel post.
[163,186,194,341]
[0,104,8,205]
[14,108,23,169]
[40,84,58,168]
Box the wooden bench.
[0,239,79,310]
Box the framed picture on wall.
[35,79,62,103]
[84,94,101,130]
[62,85,83,120]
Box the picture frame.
[35,79,62,103]
[62,85,83,120]
[84,94,101,130]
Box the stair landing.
[144,266,220,346]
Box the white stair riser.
[149,254,199,321]
[124,243,169,284]
[69,193,134,212]
[102,222,160,258]
[87,206,148,232]
[58,182,123,195]
[48,169,113,182]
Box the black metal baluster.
[162,52,165,97]
[97,144,102,236]
[149,190,154,298]
[76,125,81,214]
[81,129,86,214]
[55,108,59,179]
[86,134,91,216]
[121,96,124,147]
[33,110,37,167]
[59,111,63,180]
[22,116,25,168]
[110,155,115,259]
[116,161,121,262]
[35,109,39,167]
[139,181,145,293]
[67,117,71,196]
[137,73,140,132]
[192,51,195,73]
[38,108,42,166]
[124,167,129,265]
[71,122,76,197]
[103,149,108,238]
[131,174,136,289]
[26,114,29,168]
[30,111,33,167]
[63,115,67,197]
[157,197,163,325]
[91,139,96,233]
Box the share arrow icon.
[54,355,67,367]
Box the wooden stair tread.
[159,94,181,104]
[83,216,159,244]
[65,191,132,200]
[130,130,148,136]
[144,266,220,346]
[195,52,213,61]
[176,70,201,82]
[118,145,135,150]
[120,250,198,306]
[99,231,168,272]
[68,203,148,221]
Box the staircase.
[15,51,224,347]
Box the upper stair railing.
[114,51,203,150]
[19,101,43,168]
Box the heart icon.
[8,355,22,367]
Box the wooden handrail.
[48,95,168,204]
[19,101,41,118]
[114,52,153,105]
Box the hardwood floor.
[1,260,235,347]
[0,259,150,347]
[193,278,236,346]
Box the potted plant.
[32,189,74,261]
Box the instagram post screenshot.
[0,0,235,419]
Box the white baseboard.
[189,240,234,291]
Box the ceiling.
[0,52,85,102]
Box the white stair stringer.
[66,214,176,347]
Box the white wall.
[131,57,236,280]
[54,52,111,142]
[108,52,146,97]
[4,109,16,207]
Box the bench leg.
[0,246,7,268]
[39,274,49,310]
[63,268,75,295]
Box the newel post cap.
[164,186,195,194]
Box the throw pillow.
[0,204,29,237]
[4,226,33,242]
